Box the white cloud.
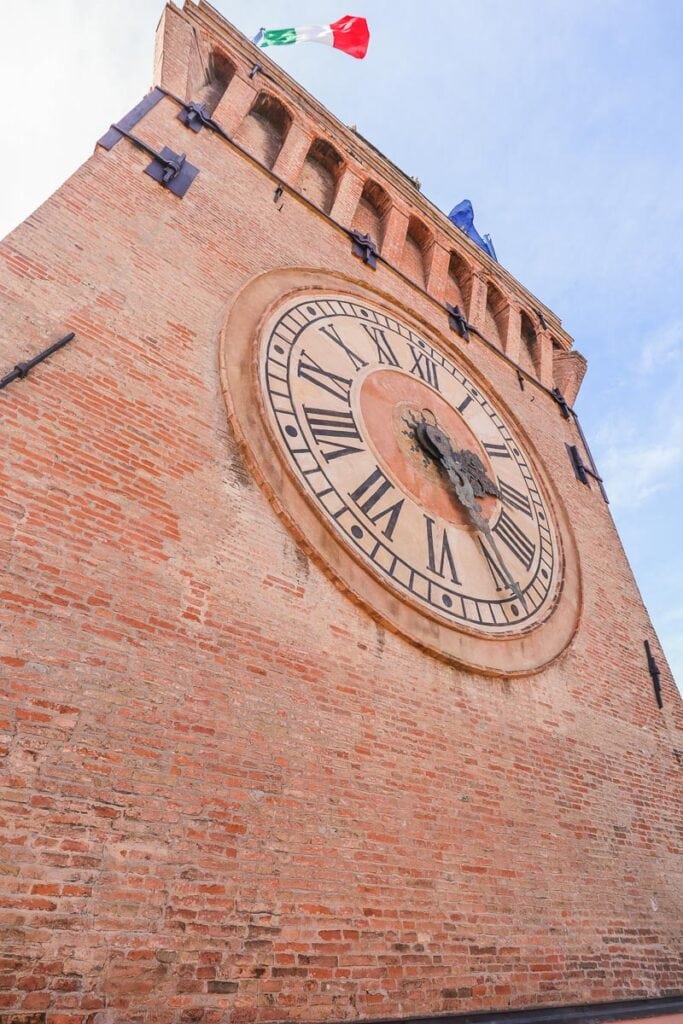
[600,440,682,508]
[640,320,683,373]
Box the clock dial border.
[220,268,582,677]
[261,299,557,634]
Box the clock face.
[259,293,562,637]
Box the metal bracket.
[177,101,211,134]
[98,87,166,150]
[566,444,590,486]
[176,100,231,143]
[107,123,198,198]
[644,640,663,708]
[552,386,572,420]
[566,442,607,499]
[350,230,379,269]
[0,332,75,391]
[446,303,470,341]
[143,145,199,197]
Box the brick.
[0,3,680,1024]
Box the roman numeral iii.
[484,441,511,459]
[498,480,532,517]
[493,509,536,571]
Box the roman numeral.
[304,406,363,463]
[424,516,460,584]
[350,467,405,541]
[360,323,400,366]
[298,350,352,404]
[319,322,367,372]
[457,394,473,414]
[479,539,509,592]
[483,442,511,459]
[493,509,535,571]
[408,345,440,391]
[498,480,532,518]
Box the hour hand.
[415,420,527,611]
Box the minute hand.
[438,449,528,611]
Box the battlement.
[154,0,586,403]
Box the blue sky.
[1,1,681,687]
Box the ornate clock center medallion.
[358,368,498,529]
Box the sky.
[1,1,681,689]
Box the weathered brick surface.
[0,3,681,1022]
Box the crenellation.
[426,242,451,306]
[171,2,573,363]
[298,139,345,216]
[352,178,392,250]
[485,281,511,355]
[400,215,432,287]
[329,166,364,226]
[212,72,255,134]
[235,90,294,170]
[271,121,311,187]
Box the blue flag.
[448,200,497,261]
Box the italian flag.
[254,15,370,59]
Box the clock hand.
[415,421,528,612]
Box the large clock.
[221,269,580,676]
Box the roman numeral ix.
[498,480,532,517]
[304,406,364,462]
[350,467,405,541]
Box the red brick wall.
[0,5,681,1022]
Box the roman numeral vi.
[424,516,460,584]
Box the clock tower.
[0,3,681,1023]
